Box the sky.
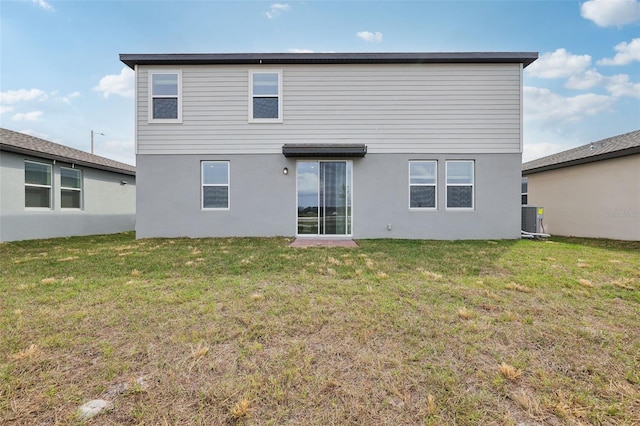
[1,0,639,166]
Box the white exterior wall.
[136,63,522,155]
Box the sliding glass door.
[297,161,352,236]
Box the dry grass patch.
[458,307,474,319]
[578,278,594,288]
[500,362,522,381]
[11,344,40,360]
[505,282,533,293]
[230,397,251,419]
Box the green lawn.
[1,233,639,425]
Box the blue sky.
[1,0,639,165]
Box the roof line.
[523,145,640,176]
[0,128,135,176]
[120,51,538,70]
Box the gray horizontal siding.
[137,63,522,155]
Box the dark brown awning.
[282,144,367,158]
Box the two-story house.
[120,52,537,240]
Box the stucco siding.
[526,155,640,240]
[136,63,522,155]
[0,151,136,242]
[136,153,521,240]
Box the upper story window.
[61,167,82,209]
[25,161,52,209]
[409,161,437,209]
[249,70,282,123]
[446,160,474,209]
[149,70,182,123]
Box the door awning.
[282,144,367,158]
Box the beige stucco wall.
[526,154,640,240]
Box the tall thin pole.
[91,130,104,154]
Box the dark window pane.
[25,186,50,208]
[203,186,228,209]
[410,186,436,208]
[61,189,81,208]
[61,168,81,189]
[153,98,178,119]
[25,162,50,185]
[447,186,473,208]
[521,178,528,194]
[253,97,278,119]
[522,194,528,205]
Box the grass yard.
[1,233,639,425]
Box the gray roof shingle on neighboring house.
[0,128,135,176]
[522,129,640,175]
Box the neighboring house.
[0,128,136,242]
[522,130,640,241]
[120,52,537,240]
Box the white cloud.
[526,48,591,79]
[606,74,640,98]
[598,38,640,65]
[12,111,44,122]
[61,91,82,103]
[94,67,135,99]
[266,3,290,19]
[32,0,54,12]
[565,69,605,90]
[523,142,565,163]
[524,86,615,122]
[581,0,640,27]
[287,48,315,53]
[0,106,14,114]
[357,31,383,42]
[0,88,46,104]
[98,139,136,165]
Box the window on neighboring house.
[25,161,52,209]
[409,161,437,209]
[149,70,182,122]
[249,70,282,122]
[446,160,474,209]
[202,161,230,209]
[61,167,82,209]
[521,177,528,205]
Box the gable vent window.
[249,70,282,123]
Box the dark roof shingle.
[522,130,640,175]
[0,128,135,176]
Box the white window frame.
[248,70,283,123]
[201,161,230,210]
[409,160,437,210]
[60,167,82,210]
[148,70,182,123]
[24,160,52,210]
[521,177,528,205]
[445,160,474,210]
